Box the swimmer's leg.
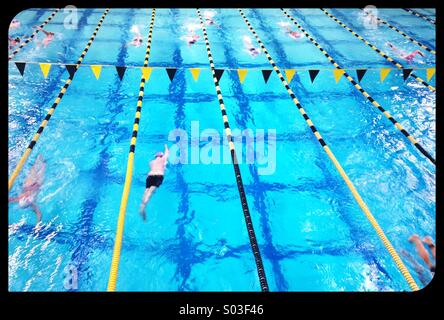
[31,203,42,223]
[139,186,157,221]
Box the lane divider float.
[107,8,156,292]
[239,8,419,291]
[360,9,435,55]
[196,8,269,292]
[9,8,61,60]
[321,8,436,92]
[281,9,435,165]
[403,8,436,25]
[8,8,110,191]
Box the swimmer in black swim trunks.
[139,144,170,221]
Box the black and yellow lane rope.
[281,9,435,165]
[8,8,110,192]
[403,8,436,25]
[321,9,436,92]
[361,9,435,55]
[9,8,60,60]
[238,9,419,291]
[107,8,156,292]
[196,8,269,292]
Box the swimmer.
[139,144,170,221]
[203,10,220,28]
[8,36,21,50]
[386,42,425,63]
[33,25,55,48]
[277,21,301,39]
[285,26,301,39]
[180,34,200,46]
[127,25,143,47]
[243,35,260,57]
[9,154,46,223]
[10,19,20,30]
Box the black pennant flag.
[215,69,225,81]
[403,69,413,81]
[15,62,26,76]
[166,68,177,82]
[309,70,320,83]
[65,64,77,78]
[356,69,367,83]
[262,69,272,83]
[116,66,127,80]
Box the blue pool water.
[8,8,435,291]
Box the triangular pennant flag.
[285,69,296,83]
[15,62,26,76]
[39,63,51,79]
[262,69,272,83]
[403,69,413,81]
[90,65,102,80]
[333,69,345,83]
[141,67,153,81]
[356,69,367,83]
[190,68,201,81]
[65,64,77,78]
[309,70,320,83]
[426,68,435,81]
[237,69,248,84]
[166,68,177,82]
[380,68,391,82]
[116,66,127,80]
[215,69,225,81]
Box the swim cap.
[155,152,164,158]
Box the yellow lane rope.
[9,8,60,60]
[239,8,419,291]
[321,8,436,92]
[281,9,435,165]
[403,8,435,25]
[8,9,110,192]
[107,8,156,292]
[361,9,436,55]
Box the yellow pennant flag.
[333,69,345,83]
[380,68,391,82]
[141,67,153,81]
[426,68,435,81]
[190,68,201,81]
[39,63,51,79]
[284,69,296,84]
[237,69,248,84]
[91,65,102,80]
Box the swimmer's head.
[155,152,164,158]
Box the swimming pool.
[8,8,435,291]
